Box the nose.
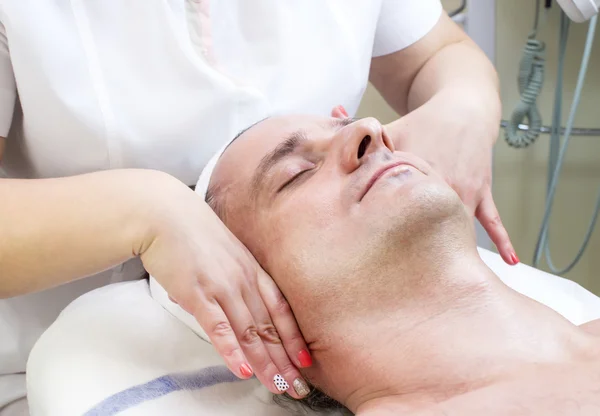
[334,117,394,173]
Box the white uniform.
[0,1,443,414]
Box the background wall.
[356,0,600,293]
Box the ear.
[330,105,349,119]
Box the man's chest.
[435,363,600,416]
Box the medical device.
[503,0,598,275]
[556,0,599,22]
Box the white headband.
[148,106,310,341]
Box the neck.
[304,249,594,414]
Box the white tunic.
[0,0,442,413]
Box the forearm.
[0,169,180,298]
[406,39,501,137]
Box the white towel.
[27,280,319,416]
[27,257,600,415]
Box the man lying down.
[205,114,600,415]
[25,114,600,416]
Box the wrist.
[132,169,195,256]
[438,85,501,135]
[400,87,501,147]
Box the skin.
[369,14,514,264]
[0,136,310,399]
[0,8,508,395]
[209,114,600,415]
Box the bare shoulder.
[579,319,600,336]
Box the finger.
[190,294,253,381]
[330,105,348,119]
[219,294,289,395]
[460,191,478,217]
[475,190,518,266]
[257,269,312,370]
[243,279,311,398]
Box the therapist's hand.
[138,178,311,398]
[382,105,518,266]
[358,12,517,266]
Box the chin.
[367,180,468,249]
[370,177,462,217]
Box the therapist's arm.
[370,13,515,265]
[0,144,312,396]
[0,166,172,297]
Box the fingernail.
[338,105,348,117]
[293,378,311,397]
[511,252,520,265]
[273,374,289,392]
[298,349,313,367]
[240,363,253,378]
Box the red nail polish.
[298,349,313,367]
[240,363,253,377]
[338,105,348,117]
[511,253,520,265]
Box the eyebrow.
[249,117,357,199]
[250,130,307,199]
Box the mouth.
[359,161,417,201]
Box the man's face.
[210,115,466,313]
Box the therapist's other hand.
[138,178,311,397]
[332,105,515,263]
[381,107,517,266]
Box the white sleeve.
[372,0,444,57]
[0,17,16,137]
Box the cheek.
[277,191,342,244]
[260,194,340,278]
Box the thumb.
[330,105,349,118]
[383,117,411,150]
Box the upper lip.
[359,161,415,201]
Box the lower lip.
[367,164,415,194]
[377,164,414,183]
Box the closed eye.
[277,170,311,192]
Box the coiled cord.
[504,39,546,148]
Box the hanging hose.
[504,39,546,148]
[533,14,599,274]
[504,0,546,149]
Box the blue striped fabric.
[84,365,249,416]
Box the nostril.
[357,135,371,159]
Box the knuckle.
[238,260,258,283]
[239,325,261,346]
[488,215,503,228]
[220,344,241,360]
[211,321,234,337]
[257,322,281,344]
[204,283,228,300]
[285,331,307,345]
[271,292,292,315]
[278,361,298,376]
[255,359,276,377]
